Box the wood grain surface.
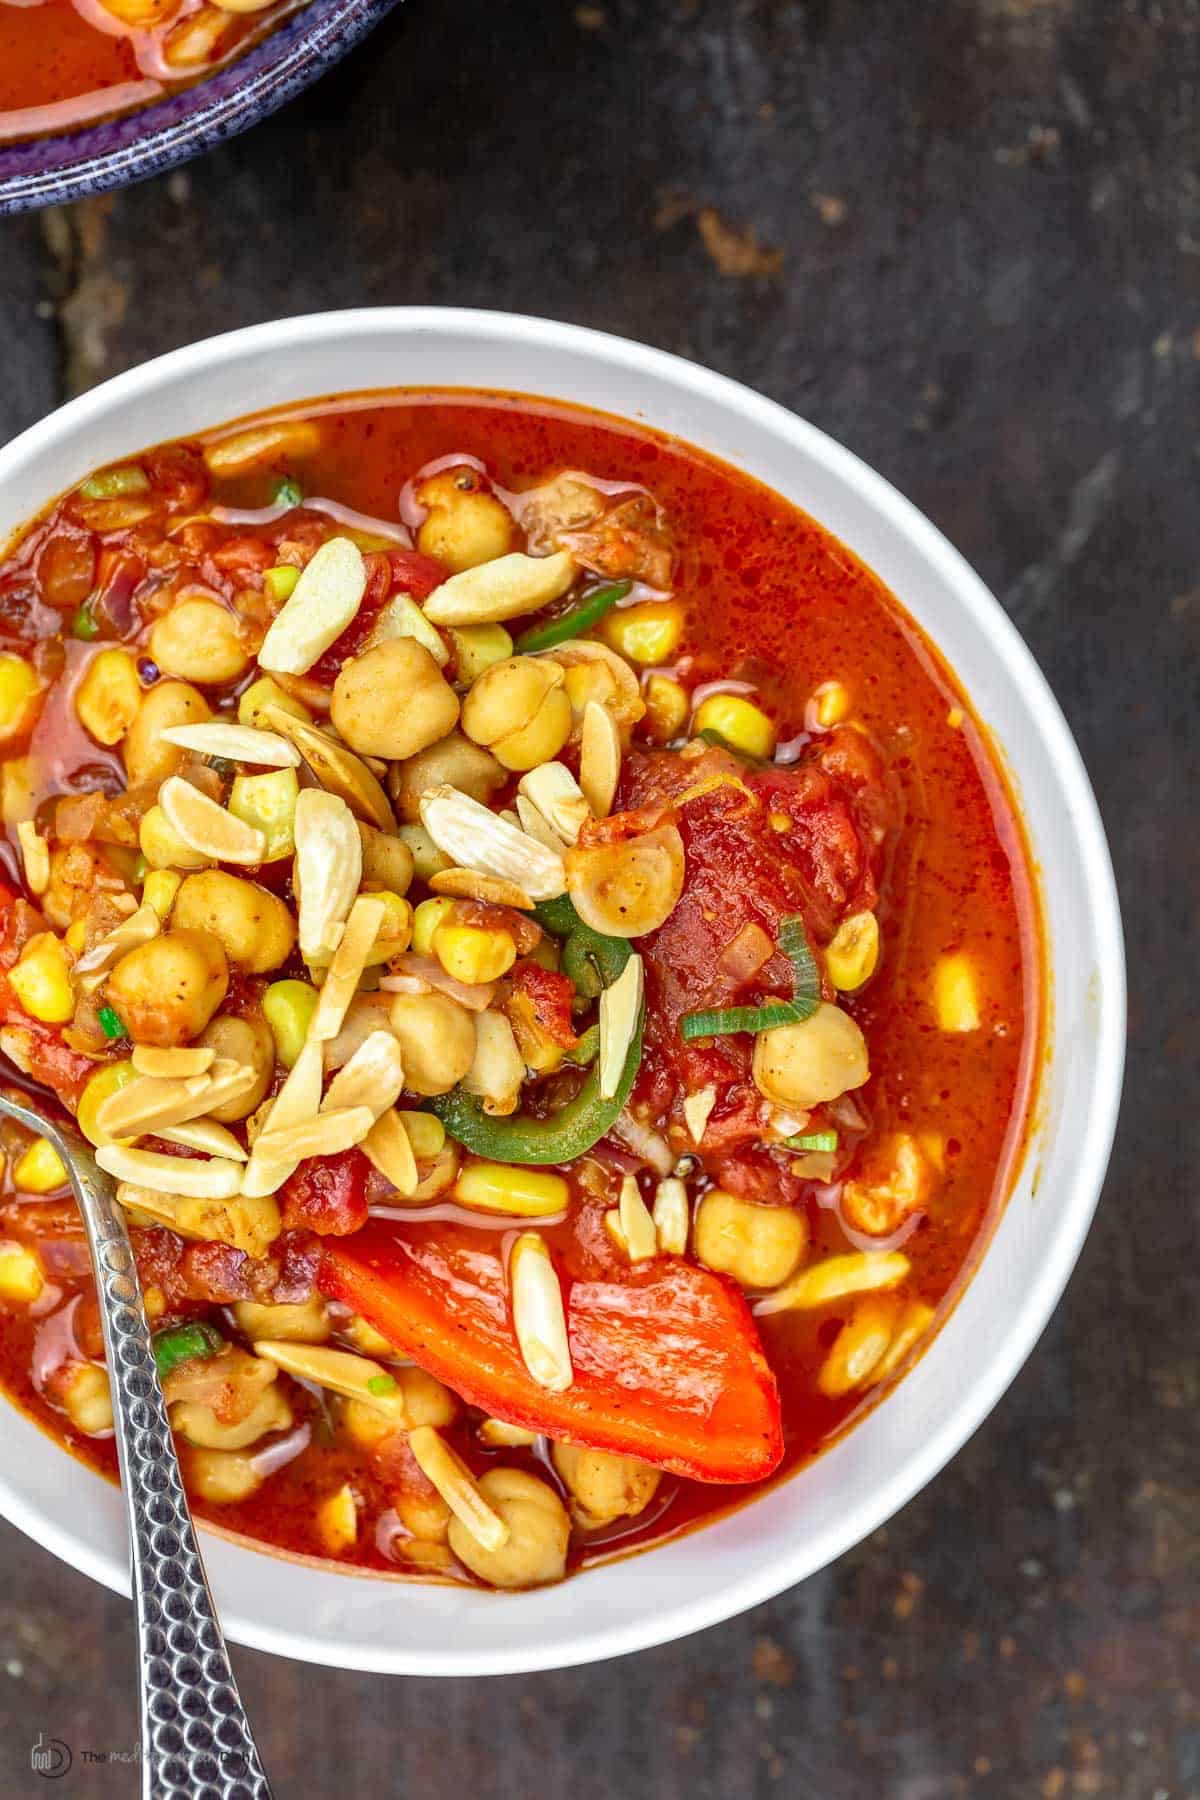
[0,2,1195,1794]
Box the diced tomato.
[385,549,445,602]
[507,961,578,1049]
[132,1226,319,1309]
[280,1149,371,1237]
[320,1221,783,1483]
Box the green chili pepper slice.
[152,1320,225,1380]
[96,1005,125,1041]
[513,580,632,654]
[71,600,99,641]
[533,895,631,998]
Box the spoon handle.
[0,1097,272,1800]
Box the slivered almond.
[310,896,386,1042]
[156,1118,247,1161]
[419,786,565,903]
[428,868,534,909]
[251,1340,409,1422]
[262,706,395,831]
[95,1071,214,1138]
[478,1418,538,1449]
[598,953,643,1099]
[159,722,301,768]
[322,1030,406,1122]
[508,1231,572,1393]
[16,821,49,896]
[250,1105,375,1165]
[258,536,367,675]
[96,1144,243,1198]
[131,1045,215,1078]
[618,1173,658,1262]
[579,699,622,817]
[422,550,577,627]
[360,1108,419,1196]
[73,902,160,990]
[682,1084,717,1145]
[517,762,591,846]
[239,1040,324,1197]
[514,795,569,856]
[200,1058,262,1114]
[407,1426,510,1551]
[652,1176,690,1255]
[159,776,266,866]
[294,788,362,962]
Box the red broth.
[0,392,1040,1582]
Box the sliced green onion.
[514,580,632,654]
[71,601,99,641]
[274,476,303,509]
[152,1320,224,1380]
[680,912,820,1041]
[367,1373,397,1396]
[263,564,300,603]
[80,465,149,501]
[784,1131,838,1153]
[97,1005,125,1041]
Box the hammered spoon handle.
[0,1093,272,1800]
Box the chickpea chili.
[0,392,1039,1587]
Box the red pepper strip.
[320,1222,783,1484]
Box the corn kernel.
[0,655,40,743]
[263,978,319,1068]
[813,680,851,728]
[432,924,516,986]
[411,896,457,957]
[454,1160,568,1218]
[142,868,182,919]
[643,674,689,740]
[263,564,301,604]
[143,1285,167,1322]
[13,1136,69,1194]
[600,600,684,666]
[64,918,88,955]
[77,1059,137,1147]
[447,624,513,686]
[0,1240,44,1304]
[315,1482,359,1553]
[826,911,880,992]
[237,675,312,729]
[932,953,981,1032]
[363,891,413,963]
[75,649,141,746]
[9,933,74,1023]
[692,694,777,759]
[62,1363,113,1436]
[228,767,299,861]
[397,1110,445,1162]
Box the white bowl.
[0,309,1123,1675]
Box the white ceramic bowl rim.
[0,309,1124,1675]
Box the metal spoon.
[0,1091,273,1800]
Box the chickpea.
[461,656,572,771]
[233,1296,330,1343]
[171,1384,292,1451]
[358,821,415,894]
[841,1133,934,1238]
[394,1487,452,1544]
[693,1190,807,1290]
[388,730,505,824]
[565,823,685,937]
[387,992,476,1096]
[551,1442,661,1528]
[197,1013,275,1120]
[74,649,141,747]
[186,1447,264,1505]
[123,679,211,788]
[106,929,228,1048]
[172,870,296,974]
[61,1362,114,1436]
[340,1396,395,1449]
[447,1468,570,1589]
[751,1002,870,1110]
[330,640,459,762]
[148,598,251,685]
[396,1367,458,1430]
[415,470,516,572]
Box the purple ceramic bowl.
[0,0,402,216]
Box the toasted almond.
[200,1058,262,1115]
[866,1300,936,1385]
[159,722,301,768]
[115,1182,280,1255]
[155,1118,247,1161]
[16,821,49,896]
[428,868,535,909]
[261,706,395,831]
[652,1176,690,1255]
[682,1084,717,1146]
[251,1104,375,1166]
[73,901,160,990]
[322,1030,406,1122]
[514,795,569,857]
[360,1108,420,1196]
[131,1045,215,1078]
[598,953,644,1099]
[294,788,362,962]
[95,1071,215,1138]
[754,1250,912,1317]
[423,550,577,627]
[310,895,386,1042]
[259,536,367,675]
[618,1173,658,1262]
[251,1340,409,1423]
[159,776,266,866]
[365,592,450,666]
[407,1425,510,1551]
[509,1231,572,1393]
[204,419,321,475]
[477,1418,538,1449]
[419,786,566,903]
[97,1144,244,1198]
[579,700,622,817]
[517,761,592,845]
[239,1040,324,1197]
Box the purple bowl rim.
[0,0,402,214]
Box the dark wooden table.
[0,3,1195,1794]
